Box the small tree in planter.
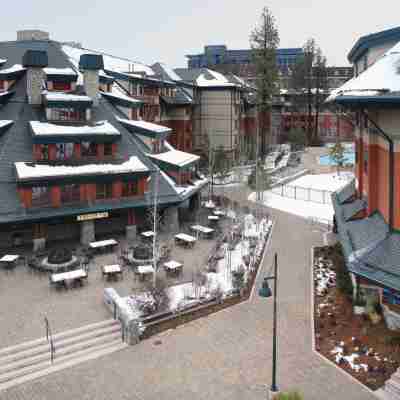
[232,266,246,296]
[144,276,170,313]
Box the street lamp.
[258,252,279,398]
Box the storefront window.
[56,143,74,160]
[81,142,97,157]
[32,186,51,207]
[122,182,138,197]
[49,108,85,122]
[61,184,80,204]
[104,143,113,156]
[96,183,113,200]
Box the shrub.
[275,391,303,400]
[330,243,353,298]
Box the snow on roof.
[15,156,148,181]
[30,120,120,136]
[0,64,26,75]
[196,70,237,87]
[101,85,142,105]
[43,91,92,102]
[158,62,182,81]
[0,120,13,129]
[0,59,7,64]
[62,44,155,77]
[328,40,400,102]
[43,67,77,76]
[99,70,114,80]
[0,91,11,97]
[149,149,200,167]
[116,117,171,134]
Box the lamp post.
[258,252,278,398]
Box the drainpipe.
[361,110,394,232]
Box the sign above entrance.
[77,212,109,222]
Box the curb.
[250,219,276,302]
[310,246,379,398]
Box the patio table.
[174,233,197,248]
[0,254,19,269]
[89,239,118,253]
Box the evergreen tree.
[329,141,345,174]
[250,6,280,156]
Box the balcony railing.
[135,95,159,105]
[37,155,124,166]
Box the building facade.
[0,31,207,249]
[330,26,400,328]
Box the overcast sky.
[3,1,400,68]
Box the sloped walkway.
[2,208,376,400]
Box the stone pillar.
[83,70,99,106]
[126,225,137,242]
[26,68,45,105]
[33,238,46,252]
[164,207,179,232]
[80,220,95,245]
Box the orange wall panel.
[50,186,61,208]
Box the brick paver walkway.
[2,204,376,400]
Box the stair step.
[385,382,400,399]
[0,331,122,376]
[0,319,119,358]
[0,341,127,392]
[0,324,121,365]
[0,338,124,386]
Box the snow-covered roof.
[99,70,114,80]
[62,44,155,77]
[0,120,13,130]
[328,40,400,102]
[196,69,237,88]
[156,62,182,81]
[29,120,120,137]
[101,85,143,107]
[43,91,92,103]
[149,149,200,167]
[116,117,171,134]
[15,156,148,181]
[0,59,7,65]
[0,64,26,75]
[43,67,77,76]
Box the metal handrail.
[44,317,55,363]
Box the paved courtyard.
[0,205,239,347]
[1,204,376,400]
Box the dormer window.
[48,108,86,122]
[52,82,71,91]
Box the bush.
[275,391,303,400]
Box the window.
[41,144,49,161]
[122,182,138,197]
[104,143,113,156]
[49,108,85,122]
[52,82,71,91]
[364,148,368,174]
[96,183,113,200]
[32,186,51,207]
[0,80,4,91]
[81,142,97,157]
[56,143,74,160]
[61,184,80,203]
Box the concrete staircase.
[0,319,127,392]
[375,369,400,399]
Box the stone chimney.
[79,54,104,107]
[22,50,48,105]
[17,30,50,41]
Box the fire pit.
[41,247,79,272]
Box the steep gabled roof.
[348,26,400,63]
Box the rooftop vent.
[79,54,104,71]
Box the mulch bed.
[314,246,400,390]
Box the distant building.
[186,45,303,76]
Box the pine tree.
[250,6,280,157]
[329,141,345,174]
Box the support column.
[164,207,179,233]
[33,223,46,252]
[126,209,137,242]
[80,220,95,246]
